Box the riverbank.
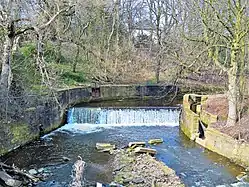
[181,94,249,168]
[204,94,249,142]
[112,149,184,187]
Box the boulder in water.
[128,142,146,148]
[148,138,163,145]
[62,156,71,162]
[38,168,45,173]
[28,169,38,175]
[98,148,113,153]
[96,143,115,150]
[134,147,157,155]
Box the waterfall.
[67,107,180,127]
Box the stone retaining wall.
[181,94,249,168]
[0,85,178,156]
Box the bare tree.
[187,0,249,126]
[0,0,74,91]
[146,0,178,83]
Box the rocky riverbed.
[112,149,184,187]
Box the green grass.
[60,71,87,85]
[48,63,90,87]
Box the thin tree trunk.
[56,40,62,63]
[155,58,161,84]
[155,0,162,84]
[127,0,133,44]
[73,45,80,73]
[36,30,49,85]
[0,36,14,91]
[114,0,119,70]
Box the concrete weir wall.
[0,84,178,156]
[181,94,249,168]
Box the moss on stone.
[200,110,218,125]
[181,104,199,140]
[180,122,192,139]
[10,123,34,144]
[203,128,249,168]
[0,147,8,156]
[201,95,208,105]
[196,105,201,114]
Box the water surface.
[2,107,245,187]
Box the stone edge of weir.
[0,84,180,156]
[180,94,249,168]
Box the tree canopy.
[0,0,248,126]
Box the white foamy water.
[57,107,180,134]
[67,107,180,126]
[59,122,179,134]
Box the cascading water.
[67,107,180,126]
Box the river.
[1,100,246,187]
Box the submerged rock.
[96,143,115,150]
[62,156,71,162]
[38,168,45,173]
[148,138,164,145]
[98,148,113,153]
[96,143,116,154]
[134,147,157,155]
[28,169,38,175]
[128,142,146,148]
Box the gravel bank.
[112,149,184,187]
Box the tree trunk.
[155,0,162,84]
[0,36,14,91]
[36,30,49,85]
[155,59,161,84]
[114,0,120,70]
[226,68,237,126]
[226,38,239,126]
[56,40,62,63]
[73,45,80,73]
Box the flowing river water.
[1,100,247,187]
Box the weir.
[67,107,180,126]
